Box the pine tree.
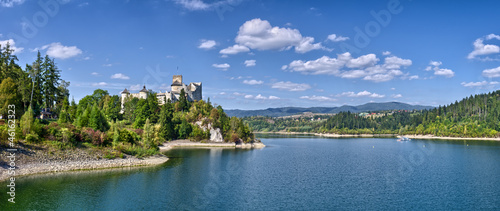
[159,103,175,141]
[142,118,155,148]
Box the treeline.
[0,43,255,158]
[244,90,500,138]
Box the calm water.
[2,135,500,210]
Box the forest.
[244,91,500,138]
[0,43,255,158]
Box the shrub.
[26,133,39,143]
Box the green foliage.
[142,118,156,149]
[159,102,175,141]
[0,77,23,117]
[176,119,192,139]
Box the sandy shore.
[403,134,500,141]
[159,139,266,152]
[255,131,500,141]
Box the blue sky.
[1,0,500,109]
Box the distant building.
[120,75,202,111]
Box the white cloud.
[486,34,500,40]
[338,90,385,98]
[255,94,267,100]
[198,39,216,49]
[212,63,230,71]
[92,82,108,87]
[0,0,25,7]
[467,34,500,59]
[425,61,455,78]
[173,0,236,11]
[91,72,99,76]
[219,92,226,95]
[434,68,454,78]
[219,44,250,55]
[244,59,256,67]
[234,18,325,53]
[384,56,412,69]
[392,94,403,98]
[103,63,113,67]
[460,81,498,88]
[83,56,91,60]
[41,42,82,59]
[300,95,337,102]
[243,94,280,100]
[271,81,311,91]
[243,79,263,85]
[327,34,349,42]
[295,37,326,53]
[409,75,419,80]
[482,66,500,78]
[382,51,391,56]
[129,84,142,91]
[110,73,130,80]
[0,39,24,54]
[233,92,245,96]
[285,52,411,82]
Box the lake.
[2,135,500,210]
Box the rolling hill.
[225,102,433,117]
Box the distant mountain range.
[225,102,434,117]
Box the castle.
[120,75,202,110]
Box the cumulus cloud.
[219,44,249,55]
[271,81,311,91]
[110,73,130,80]
[300,95,337,102]
[244,60,256,67]
[173,0,237,11]
[327,34,349,42]
[337,90,385,98]
[212,63,230,71]
[0,0,25,7]
[244,94,280,100]
[92,82,108,87]
[233,18,326,53]
[382,51,391,56]
[198,39,216,49]
[461,80,498,88]
[284,52,412,82]
[91,72,99,76]
[392,94,403,98]
[242,79,263,85]
[40,42,82,59]
[0,39,24,54]
[482,66,500,78]
[467,34,500,59]
[425,61,455,78]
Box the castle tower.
[139,85,148,99]
[171,75,183,93]
[120,88,130,111]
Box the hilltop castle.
[120,75,202,110]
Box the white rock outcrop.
[210,127,224,142]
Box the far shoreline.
[254,131,500,141]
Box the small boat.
[397,136,411,142]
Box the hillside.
[226,102,433,117]
[244,90,500,138]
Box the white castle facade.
[120,75,202,110]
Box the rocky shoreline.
[0,144,168,182]
[159,139,266,152]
